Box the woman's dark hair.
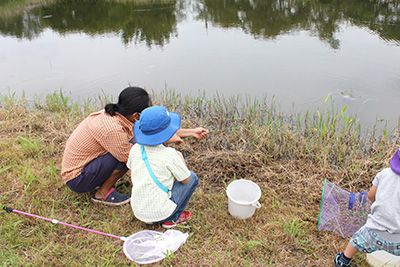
[105,87,151,117]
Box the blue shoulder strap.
[141,145,169,193]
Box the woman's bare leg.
[94,168,129,199]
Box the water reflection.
[0,0,182,47]
[0,0,399,48]
[194,0,400,49]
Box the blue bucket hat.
[390,149,400,175]
[134,106,181,145]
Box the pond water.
[1,0,400,132]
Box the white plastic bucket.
[226,179,261,219]
[366,251,400,267]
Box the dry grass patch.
[1,90,399,266]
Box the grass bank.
[0,89,399,266]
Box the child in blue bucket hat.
[127,106,200,228]
[334,149,400,266]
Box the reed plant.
[0,89,399,266]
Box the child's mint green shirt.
[127,144,190,222]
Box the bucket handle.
[252,201,261,209]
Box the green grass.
[1,89,399,266]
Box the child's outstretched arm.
[368,185,377,203]
[164,133,184,145]
[177,128,209,140]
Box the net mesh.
[318,179,372,238]
[123,229,188,264]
